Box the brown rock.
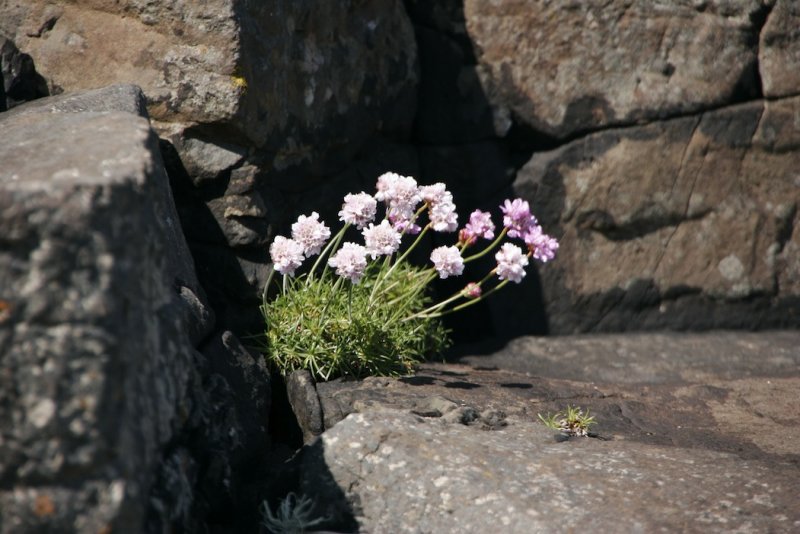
[464,0,763,138]
[514,96,800,333]
[759,0,800,98]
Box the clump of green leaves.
[260,261,450,381]
[538,405,597,437]
[261,492,329,534]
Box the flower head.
[420,183,451,206]
[270,236,305,276]
[495,243,529,283]
[362,220,402,259]
[523,225,559,263]
[291,212,331,256]
[389,209,422,235]
[461,210,495,244]
[328,242,368,284]
[339,192,377,229]
[376,172,421,216]
[462,282,482,299]
[500,199,536,239]
[429,201,459,233]
[430,245,464,279]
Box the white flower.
[269,236,305,276]
[495,243,529,283]
[362,220,402,259]
[339,192,377,229]
[430,245,464,279]
[328,242,368,284]
[291,212,331,256]
[376,172,421,215]
[420,183,452,206]
[429,201,458,233]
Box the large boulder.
[464,0,766,139]
[295,331,800,532]
[511,96,800,333]
[0,86,270,533]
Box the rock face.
[0,86,270,533]
[513,96,800,333]
[759,0,800,98]
[464,0,765,139]
[0,34,47,111]
[296,332,800,532]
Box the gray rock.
[0,88,208,531]
[513,97,800,333]
[464,0,764,138]
[286,370,324,444]
[759,0,800,98]
[301,410,800,533]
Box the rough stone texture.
[0,86,209,532]
[0,34,47,111]
[759,0,800,98]
[464,0,765,139]
[297,331,800,532]
[286,370,325,444]
[512,96,800,334]
[0,86,273,533]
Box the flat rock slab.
[293,331,800,532]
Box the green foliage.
[260,261,450,381]
[260,492,329,534]
[538,405,597,437]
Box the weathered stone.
[513,97,800,333]
[0,87,209,532]
[0,34,47,110]
[302,410,799,533]
[464,0,764,138]
[286,370,324,444]
[3,0,418,178]
[759,0,800,98]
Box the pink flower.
[376,172,421,216]
[461,210,495,244]
[500,199,536,239]
[495,243,529,283]
[362,220,402,259]
[291,212,331,256]
[523,225,559,263]
[430,246,464,279]
[420,183,451,206]
[339,192,377,229]
[462,282,482,299]
[389,209,422,235]
[269,236,305,276]
[328,242,368,284]
[429,201,458,233]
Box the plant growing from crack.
[260,492,330,534]
[538,405,597,437]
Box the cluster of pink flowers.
[268,172,559,293]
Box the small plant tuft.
[260,492,329,534]
[538,405,597,437]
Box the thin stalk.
[308,223,350,283]
[463,227,509,263]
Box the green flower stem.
[373,223,431,296]
[308,223,350,283]
[463,227,509,263]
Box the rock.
[0,34,47,111]
[0,86,211,532]
[759,0,800,98]
[286,370,324,444]
[296,331,800,531]
[512,96,800,333]
[3,0,418,180]
[464,0,765,139]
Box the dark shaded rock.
[0,34,47,110]
[514,97,800,334]
[0,87,208,532]
[759,0,800,98]
[464,0,765,139]
[286,370,323,444]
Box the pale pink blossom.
[429,201,459,233]
[430,246,464,279]
[460,210,495,244]
[362,220,402,259]
[291,212,331,256]
[523,225,559,263]
[376,172,421,215]
[420,183,452,206]
[339,192,377,229]
[500,198,536,239]
[462,282,482,299]
[269,236,305,276]
[328,242,368,284]
[389,209,422,235]
[495,243,529,283]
